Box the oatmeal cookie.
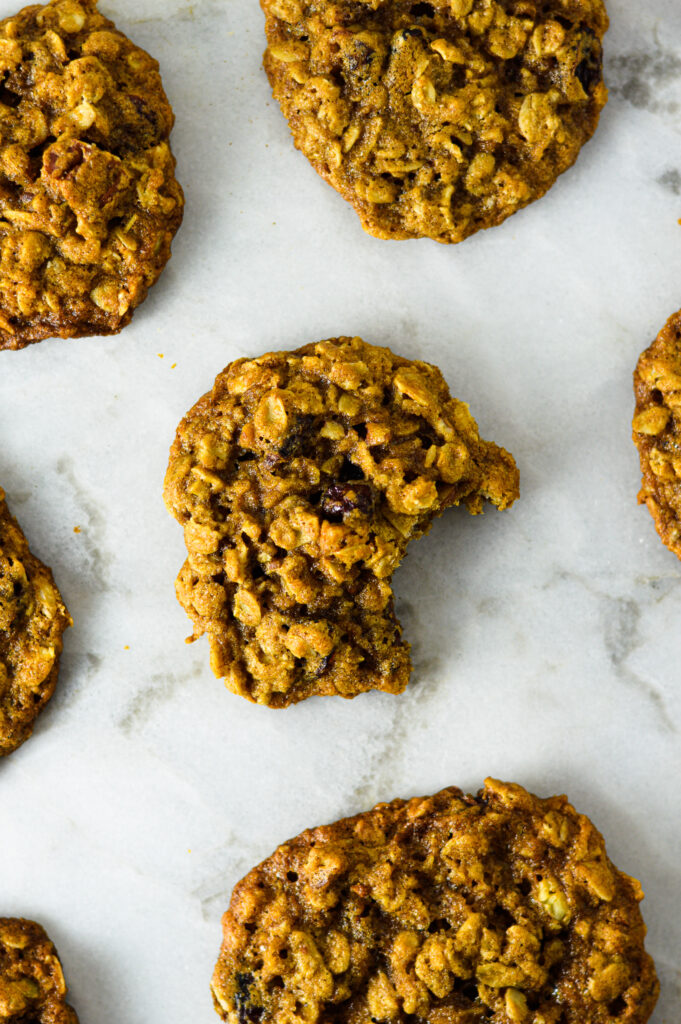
[164,336,519,707]
[0,487,71,755]
[212,778,659,1024]
[262,0,608,243]
[0,918,78,1022]
[633,309,681,559]
[0,0,184,351]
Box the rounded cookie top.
[164,336,519,707]
[212,779,659,1024]
[633,310,681,559]
[0,918,78,1023]
[0,0,184,351]
[262,0,608,243]
[0,486,71,755]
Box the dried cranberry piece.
[277,414,315,458]
[321,481,374,518]
[234,972,263,1024]
[575,33,602,94]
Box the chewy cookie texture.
[164,337,519,707]
[212,779,659,1024]
[0,0,183,351]
[633,309,681,559]
[262,0,609,243]
[0,918,78,1022]
[0,487,71,756]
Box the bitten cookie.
[0,0,184,351]
[633,309,681,559]
[212,779,659,1024]
[0,487,71,755]
[164,336,519,706]
[261,0,609,243]
[0,918,78,1022]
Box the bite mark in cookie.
[164,336,519,706]
[212,779,659,1024]
[0,0,184,351]
[261,0,609,242]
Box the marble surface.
[1,0,680,1020]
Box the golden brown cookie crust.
[0,0,184,351]
[164,337,519,707]
[0,487,71,755]
[212,779,659,1024]
[262,0,608,243]
[633,310,681,559]
[0,918,78,1023]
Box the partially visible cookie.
[0,918,78,1022]
[212,778,659,1024]
[164,336,519,707]
[0,487,71,755]
[0,0,184,351]
[261,0,609,243]
[633,309,681,558]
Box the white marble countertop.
[1,0,680,1020]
